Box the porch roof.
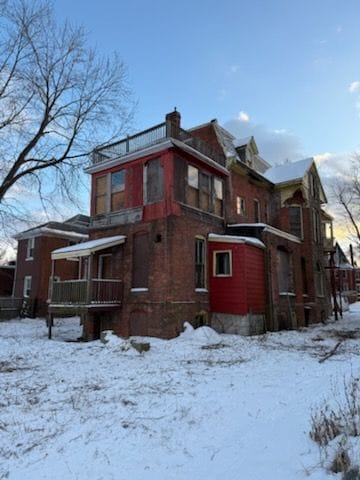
[51,235,126,260]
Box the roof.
[14,215,89,241]
[208,233,265,249]
[51,235,126,260]
[263,158,313,184]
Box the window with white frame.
[213,250,232,277]
[23,276,32,297]
[26,237,35,259]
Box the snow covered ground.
[1,306,360,480]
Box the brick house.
[0,262,15,296]
[332,242,358,303]
[48,111,333,340]
[13,215,89,317]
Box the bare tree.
[332,154,360,248]
[0,0,134,230]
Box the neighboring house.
[0,262,15,296]
[332,242,357,303]
[48,110,333,340]
[13,215,89,317]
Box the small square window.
[213,251,232,276]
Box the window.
[132,233,150,289]
[277,247,293,293]
[111,170,125,211]
[199,172,211,211]
[23,276,32,297]
[187,165,199,207]
[313,210,321,243]
[289,206,303,238]
[95,175,107,215]
[213,251,232,277]
[301,257,308,295]
[195,238,206,289]
[26,237,35,259]
[254,199,260,223]
[145,158,163,204]
[236,196,246,216]
[214,178,223,216]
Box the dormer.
[233,136,270,173]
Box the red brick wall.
[15,236,80,317]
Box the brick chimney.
[165,109,181,138]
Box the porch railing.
[50,279,123,305]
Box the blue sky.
[53,0,360,162]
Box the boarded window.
[132,233,149,288]
[95,175,107,215]
[289,206,302,238]
[187,165,199,208]
[213,251,232,276]
[200,173,211,211]
[214,178,223,216]
[111,170,125,211]
[277,247,293,293]
[195,238,206,289]
[145,158,163,204]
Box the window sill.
[279,292,295,297]
[130,288,148,293]
[25,257,34,261]
[195,288,208,293]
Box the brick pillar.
[165,109,181,138]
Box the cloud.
[237,111,250,123]
[349,81,360,93]
[224,117,302,164]
[229,65,240,74]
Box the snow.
[263,157,313,184]
[208,233,266,249]
[1,306,360,479]
[51,235,126,259]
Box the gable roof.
[14,216,89,241]
[263,158,313,184]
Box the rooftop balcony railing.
[92,121,225,166]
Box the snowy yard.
[1,307,360,480]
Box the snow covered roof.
[51,235,126,260]
[208,233,265,249]
[263,158,313,184]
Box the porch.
[48,235,126,339]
